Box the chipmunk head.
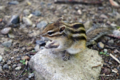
[41,21,66,40]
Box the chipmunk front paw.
[62,51,70,61]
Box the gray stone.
[100,14,108,19]
[28,73,34,78]
[25,78,29,80]
[23,9,30,16]
[0,55,2,62]
[97,42,104,49]
[3,64,9,69]
[2,40,12,47]
[34,45,40,51]
[15,66,21,70]
[36,21,48,30]
[0,6,6,11]
[8,1,19,5]
[32,10,41,16]
[1,27,11,35]
[29,48,103,80]
[0,66,3,72]
[10,15,20,24]
[108,39,114,44]
[23,17,33,26]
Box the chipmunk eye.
[59,27,65,32]
[47,31,54,35]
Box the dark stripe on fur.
[73,24,84,29]
[73,36,87,40]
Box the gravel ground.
[0,0,120,80]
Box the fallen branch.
[109,53,120,64]
[54,0,102,5]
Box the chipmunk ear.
[59,26,65,32]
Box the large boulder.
[29,48,103,80]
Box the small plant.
[20,59,26,65]
[99,51,109,56]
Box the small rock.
[7,60,12,65]
[108,39,114,44]
[2,40,12,47]
[8,1,19,5]
[110,23,117,27]
[100,14,108,19]
[23,9,30,16]
[36,40,46,46]
[84,20,92,29]
[113,30,120,37]
[98,7,103,10]
[10,15,20,24]
[15,66,21,70]
[1,27,11,35]
[112,68,118,73]
[97,42,104,49]
[34,45,40,51]
[25,78,29,80]
[22,56,30,60]
[0,47,4,55]
[77,9,82,15]
[32,10,41,16]
[0,55,2,62]
[104,49,108,53]
[36,21,48,30]
[26,47,33,51]
[0,6,6,11]
[114,49,119,53]
[28,73,34,78]
[3,64,9,70]
[23,17,33,26]
[0,66,3,72]
[12,64,17,68]
[103,68,111,75]
[8,34,15,38]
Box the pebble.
[36,40,46,46]
[7,60,12,65]
[36,21,48,30]
[34,45,40,51]
[8,1,19,5]
[12,64,17,68]
[110,23,117,27]
[23,9,30,16]
[25,78,29,80]
[10,15,20,24]
[113,30,120,37]
[23,17,33,26]
[114,49,119,53]
[97,42,104,49]
[28,73,34,78]
[22,56,30,60]
[8,34,15,38]
[0,55,2,62]
[0,66,3,72]
[108,39,114,44]
[32,10,41,16]
[3,64,9,69]
[1,27,11,35]
[100,14,108,19]
[104,49,108,53]
[15,66,21,70]
[2,40,12,47]
[0,6,6,11]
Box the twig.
[54,0,102,5]
[109,53,120,64]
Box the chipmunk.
[41,21,87,61]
